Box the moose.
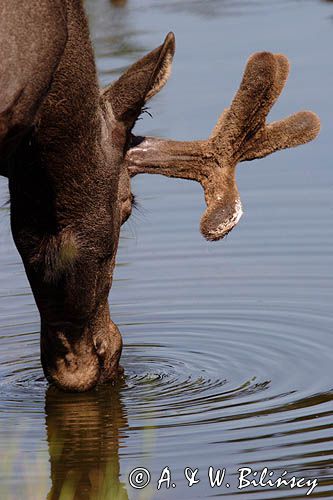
[0,0,320,392]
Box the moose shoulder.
[0,0,320,392]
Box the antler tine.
[233,54,320,162]
[210,52,289,162]
[271,54,290,105]
[241,111,320,162]
[198,52,319,240]
[127,51,320,242]
[194,52,292,241]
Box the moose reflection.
[46,384,128,499]
[110,0,127,6]
[0,0,320,391]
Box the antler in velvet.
[126,52,320,240]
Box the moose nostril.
[93,337,106,356]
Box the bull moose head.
[0,1,320,392]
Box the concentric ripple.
[120,306,333,425]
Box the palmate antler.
[126,52,320,240]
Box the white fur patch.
[209,198,243,239]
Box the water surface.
[0,0,332,498]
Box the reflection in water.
[149,0,258,18]
[86,0,146,82]
[45,385,128,500]
[110,0,127,6]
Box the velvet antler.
[126,52,320,240]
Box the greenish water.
[0,0,332,498]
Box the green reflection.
[45,384,128,500]
[110,0,127,6]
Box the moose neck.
[36,0,101,190]
[31,0,122,234]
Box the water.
[0,0,332,498]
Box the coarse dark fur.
[0,0,320,391]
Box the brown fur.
[0,0,67,155]
[0,1,320,391]
[31,229,79,283]
[103,32,175,126]
[1,0,176,392]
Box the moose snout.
[41,322,101,392]
[40,305,123,392]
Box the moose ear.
[102,32,175,126]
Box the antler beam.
[126,52,320,241]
